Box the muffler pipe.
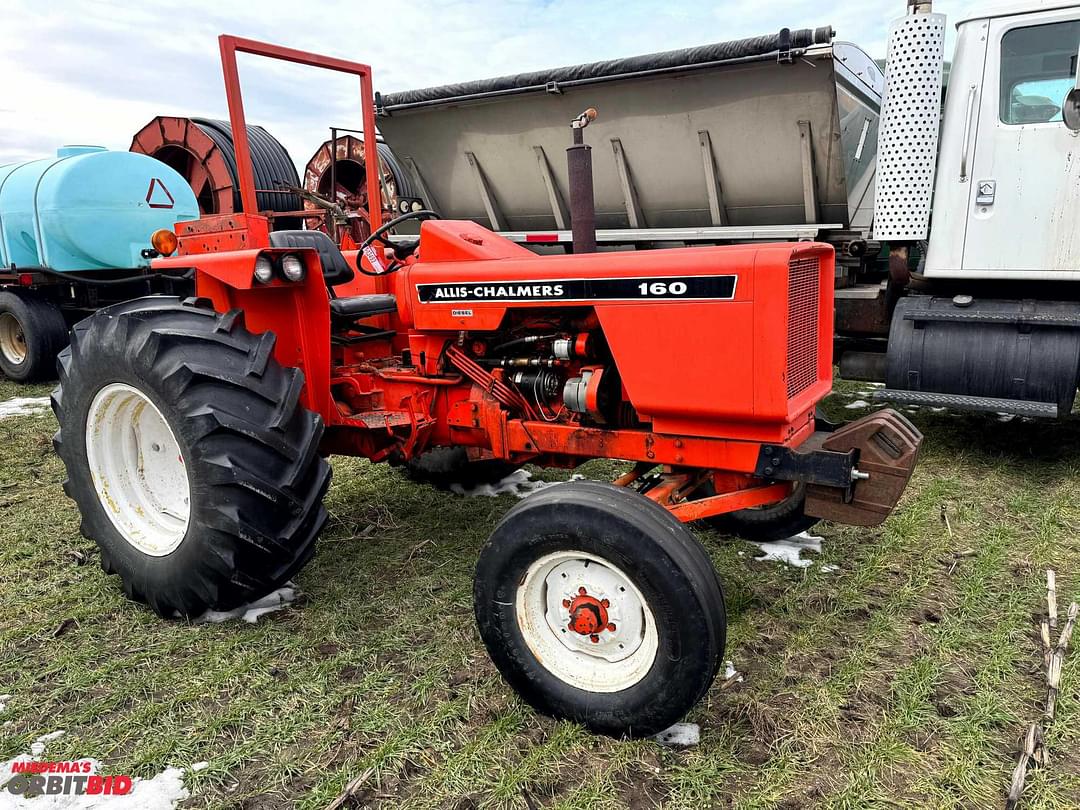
[568,107,597,254]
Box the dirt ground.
[1,376,1078,809]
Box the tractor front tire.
[405,446,519,490]
[704,483,820,543]
[0,291,68,382]
[52,296,330,618]
[474,481,726,737]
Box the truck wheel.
[0,291,68,382]
[405,446,518,489]
[52,296,330,618]
[474,481,726,737]
[704,483,820,542]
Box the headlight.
[253,255,274,284]
[411,200,424,212]
[280,254,305,282]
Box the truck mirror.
[1064,87,1080,131]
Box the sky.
[0,0,981,173]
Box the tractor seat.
[268,229,397,321]
[329,294,397,319]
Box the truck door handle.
[960,84,977,182]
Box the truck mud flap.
[805,408,922,527]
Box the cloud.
[0,0,976,171]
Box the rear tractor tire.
[52,296,330,618]
[0,291,68,382]
[474,481,726,737]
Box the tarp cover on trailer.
[378,27,835,110]
[375,29,881,235]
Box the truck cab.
[927,0,1080,278]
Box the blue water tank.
[0,146,199,271]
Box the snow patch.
[0,695,11,712]
[723,660,744,683]
[0,397,50,420]
[748,531,823,568]
[0,732,194,809]
[844,400,870,410]
[451,470,585,499]
[30,731,66,757]
[189,762,209,773]
[651,722,700,747]
[820,563,840,573]
[194,584,296,625]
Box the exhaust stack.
[567,108,597,254]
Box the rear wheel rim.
[0,312,26,366]
[516,550,658,692]
[84,383,190,556]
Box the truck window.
[1000,19,1080,124]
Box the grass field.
[1,376,1079,809]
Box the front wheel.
[52,296,330,618]
[405,446,519,490]
[474,481,726,737]
[703,483,820,542]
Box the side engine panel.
[403,222,834,443]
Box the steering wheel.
[357,209,441,276]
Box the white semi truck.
[372,0,1080,418]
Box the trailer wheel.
[0,291,68,382]
[405,446,519,490]
[52,296,330,618]
[703,483,820,542]
[474,481,725,737]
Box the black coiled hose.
[190,118,301,216]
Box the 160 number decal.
[638,281,688,296]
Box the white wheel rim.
[0,312,26,365]
[84,383,190,556]
[516,551,658,693]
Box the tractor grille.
[786,256,820,399]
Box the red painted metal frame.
[216,35,384,248]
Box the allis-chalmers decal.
[417,274,738,303]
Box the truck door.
[962,9,1080,275]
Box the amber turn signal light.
[150,228,178,257]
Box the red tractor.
[52,38,921,737]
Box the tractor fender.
[154,248,334,419]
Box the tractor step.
[349,410,415,429]
[872,389,1059,419]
